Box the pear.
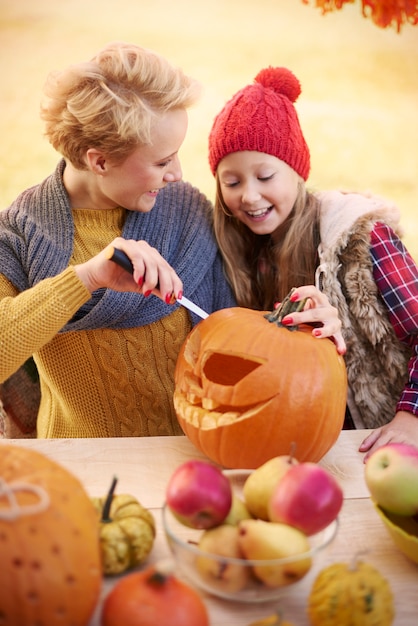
[238,519,311,587]
[224,493,253,526]
[243,455,298,520]
[195,524,250,593]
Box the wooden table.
[2,430,417,625]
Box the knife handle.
[106,246,168,295]
[106,247,134,275]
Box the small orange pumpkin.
[0,443,102,626]
[101,561,210,626]
[174,299,347,469]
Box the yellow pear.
[224,493,253,526]
[195,524,251,593]
[237,519,311,587]
[243,455,298,520]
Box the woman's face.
[217,151,300,236]
[90,108,188,211]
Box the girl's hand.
[74,237,183,305]
[277,285,346,355]
[359,411,418,462]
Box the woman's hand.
[359,411,418,462]
[278,285,346,355]
[74,237,183,304]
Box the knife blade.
[106,247,209,319]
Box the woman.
[208,66,418,460]
[0,42,236,438]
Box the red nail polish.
[165,292,173,305]
[177,290,183,300]
[313,328,321,337]
[138,276,144,287]
[281,316,293,325]
[290,292,299,302]
[144,290,152,297]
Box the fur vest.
[315,190,410,429]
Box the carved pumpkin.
[0,443,102,626]
[307,560,394,626]
[174,303,347,469]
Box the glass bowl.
[162,469,338,603]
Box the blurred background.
[1,0,417,259]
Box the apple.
[243,455,298,521]
[268,462,343,535]
[166,459,232,529]
[364,443,418,516]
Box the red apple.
[365,443,418,516]
[268,462,343,535]
[166,459,232,529]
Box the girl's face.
[217,151,300,236]
[89,108,188,211]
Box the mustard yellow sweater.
[0,208,191,437]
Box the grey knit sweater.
[0,160,236,329]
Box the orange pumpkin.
[174,305,347,469]
[101,562,210,626]
[0,443,102,626]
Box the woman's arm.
[0,268,91,382]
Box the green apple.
[243,455,298,520]
[237,519,311,587]
[365,443,418,516]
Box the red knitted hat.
[208,67,310,180]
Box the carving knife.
[106,247,209,319]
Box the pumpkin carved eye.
[203,353,264,386]
[174,305,347,469]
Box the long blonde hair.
[41,42,201,169]
[213,178,321,310]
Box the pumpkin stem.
[264,288,307,331]
[288,441,297,462]
[349,549,370,571]
[147,560,176,586]
[101,475,118,523]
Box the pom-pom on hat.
[208,67,310,180]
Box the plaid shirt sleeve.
[369,222,418,416]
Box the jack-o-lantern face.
[174,307,347,469]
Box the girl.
[208,66,418,460]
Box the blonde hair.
[213,178,321,309]
[40,42,201,169]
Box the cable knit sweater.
[0,161,236,437]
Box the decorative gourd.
[101,561,210,626]
[174,293,347,469]
[91,476,155,575]
[248,610,295,625]
[307,560,394,626]
[0,443,101,626]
